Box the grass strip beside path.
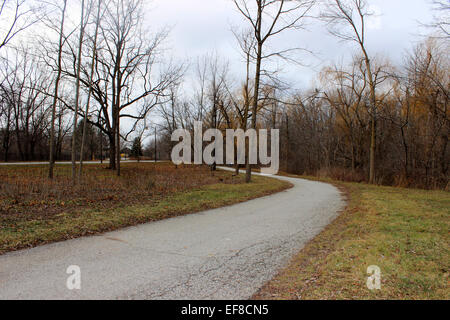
[254,176,449,300]
[0,174,292,255]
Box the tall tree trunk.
[369,115,376,183]
[400,126,409,179]
[211,95,217,172]
[116,107,120,176]
[246,40,262,183]
[79,0,101,182]
[71,0,86,184]
[154,127,157,163]
[351,137,356,172]
[14,115,24,160]
[100,129,103,164]
[3,115,10,162]
[285,113,289,172]
[3,134,9,162]
[362,51,377,185]
[112,42,122,176]
[56,111,63,160]
[109,134,116,170]
[48,0,67,179]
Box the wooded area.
[0,0,448,189]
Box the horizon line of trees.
[0,0,448,190]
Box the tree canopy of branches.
[57,0,182,175]
[0,0,447,191]
[428,0,450,38]
[0,0,42,51]
[321,0,389,184]
[233,0,315,182]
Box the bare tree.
[0,46,51,162]
[48,0,67,179]
[428,0,450,38]
[71,0,88,183]
[233,0,314,182]
[405,39,449,186]
[62,0,181,175]
[0,68,12,161]
[225,30,256,174]
[197,53,229,171]
[321,57,368,171]
[79,0,102,181]
[322,0,380,184]
[0,0,41,50]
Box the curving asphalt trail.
[0,170,344,300]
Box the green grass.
[0,169,292,255]
[254,177,449,300]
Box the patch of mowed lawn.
[0,163,292,255]
[254,177,449,300]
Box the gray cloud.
[148,0,434,90]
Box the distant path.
[0,170,344,300]
[0,160,161,166]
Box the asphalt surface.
[0,170,345,300]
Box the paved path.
[0,160,160,166]
[0,171,344,300]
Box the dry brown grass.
[0,163,241,220]
[0,163,292,255]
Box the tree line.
[0,0,448,189]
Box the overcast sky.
[1,0,436,143]
[148,0,434,90]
